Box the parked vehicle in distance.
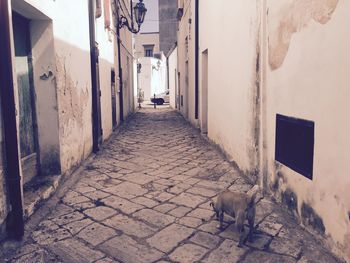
[151,90,169,105]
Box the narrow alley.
[2,108,341,263]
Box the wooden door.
[12,13,38,184]
[111,69,117,128]
[201,49,208,134]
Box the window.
[144,45,154,57]
[275,114,314,180]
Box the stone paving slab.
[147,223,195,253]
[98,235,164,263]
[47,238,105,263]
[1,108,343,263]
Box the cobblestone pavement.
[2,108,342,263]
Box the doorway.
[201,49,208,134]
[185,61,189,118]
[12,12,38,184]
[111,69,117,128]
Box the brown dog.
[210,185,260,247]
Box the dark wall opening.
[275,114,314,180]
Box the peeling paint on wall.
[55,54,90,171]
[268,0,339,70]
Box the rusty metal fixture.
[118,0,147,33]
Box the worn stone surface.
[190,231,221,249]
[169,243,208,263]
[203,239,247,263]
[104,214,156,238]
[48,238,105,263]
[83,206,117,221]
[147,223,194,253]
[133,208,175,228]
[1,108,342,263]
[269,236,303,258]
[242,250,296,263]
[99,235,164,263]
[170,192,207,208]
[77,223,117,246]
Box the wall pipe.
[0,0,24,239]
[194,0,199,119]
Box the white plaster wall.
[133,58,138,109]
[266,1,350,260]
[198,0,260,175]
[95,4,114,141]
[177,0,195,120]
[168,46,177,108]
[119,19,135,120]
[138,57,167,101]
[21,0,98,173]
[139,57,152,101]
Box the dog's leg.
[210,202,220,220]
[236,212,245,247]
[247,207,256,242]
[217,211,224,229]
[215,210,220,220]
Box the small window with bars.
[144,45,154,57]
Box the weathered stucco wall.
[168,46,177,108]
[266,0,350,261]
[177,0,195,122]
[21,0,116,173]
[120,18,135,120]
[138,57,167,101]
[198,0,261,179]
[95,3,114,141]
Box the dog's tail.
[246,185,260,207]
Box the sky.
[139,0,159,33]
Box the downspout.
[0,0,24,238]
[115,0,124,122]
[194,0,199,119]
[116,24,124,122]
[88,0,100,153]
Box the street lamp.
[119,0,147,33]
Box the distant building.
[134,32,160,59]
[158,0,178,55]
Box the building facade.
[0,0,135,239]
[177,0,350,261]
[167,46,178,109]
[177,0,196,121]
[134,32,160,59]
[158,0,178,55]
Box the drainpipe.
[0,0,24,239]
[116,22,124,122]
[88,0,100,153]
[194,0,199,119]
